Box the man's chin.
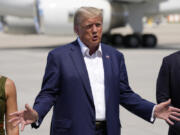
[91,43,100,47]
[91,40,100,45]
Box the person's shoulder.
[101,43,123,56]
[5,78,16,97]
[49,41,76,55]
[164,51,180,61]
[5,78,15,89]
[101,43,122,55]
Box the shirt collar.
[77,37,102,57]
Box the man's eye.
[96,23,101,27]
[84,23,101,29]
[86,25,92,29]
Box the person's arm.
[5,78,19,135]
[118,52,155,122]
[118,53,180,125]
[156,58,170,103]
[32,51,61,127]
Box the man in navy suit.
[10,7,180,135]
[157,51,180,135]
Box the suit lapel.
[102,44,112,105]
[69,41,94,108]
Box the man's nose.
[92,24,98,32]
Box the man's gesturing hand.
[154,99,180,125]
[9,104,38,131]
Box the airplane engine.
[1,16,37,34]
[35,0,112,35]
[0,0,35,18]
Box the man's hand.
[9,104,38,131]
[154,99,180,125]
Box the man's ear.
[74,25,79,35]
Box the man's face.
[75,16,103,49]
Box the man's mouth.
[92,35,98,41]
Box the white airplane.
[0,0,180,48]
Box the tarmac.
[0,23,180,135]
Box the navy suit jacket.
[32,40,155,135]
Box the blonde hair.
[74,7,103,26]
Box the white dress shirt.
[78,38,106,120]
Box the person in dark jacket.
[157,51,180,135]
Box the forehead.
[82,16,102,25]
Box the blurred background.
[0,0,180,134]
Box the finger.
[10,110,24,116]
[21,123,25,131]
[8,117,20,123]
[166,118,174,125]
[170,107,180,112]
[25,104,38,121]
[169,115,180,121]
[171,112,180,117]
[25,104,33,112]
[13,120,21,127]
[9,112,20,117]
[162,99,171,107]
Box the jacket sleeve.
[32,51,61,128]
[156,58,170,104]
[118,53,155,122]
